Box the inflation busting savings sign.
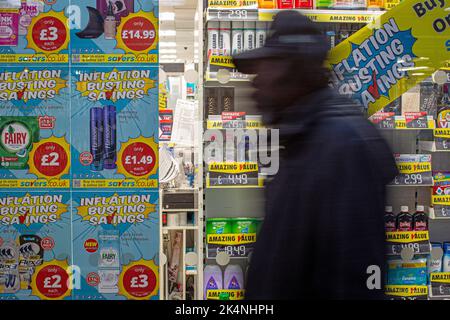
[329,0,450,115]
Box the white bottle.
[224,264,244,290]
[231,21,244,55]
[243,21,256,52]
[219,21,231,56]
[255,22,267,49]
[208,21,220,58]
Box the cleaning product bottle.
[428,242,443,273]
[437,84,450,128]
[384,206,396,232]
[203,265,223,299]
[224,264,245,290]
[397,206,413,231]
[443,242,450,272]
[413,205,428,231]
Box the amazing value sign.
[329,0,450,115]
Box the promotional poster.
[0,66,71,190]
[71,66,159,189]
[0,191,72,300]
[71,191,159,300]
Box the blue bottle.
[90,107,104,171]
[103,105,117,169]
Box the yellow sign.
[434,128,450,139]
[385,230,429,243]
[432,195,450,205]
[0,54,68,63]
[0,179,70,188]
[395,118,435,129]
[208,0,258,8]
[206,120,264,129]
[75,179,158,189]
[431,272,450,283]
[207,233,256,245]
[396,161,431,174]
[328,0,450,115]
[385,285,428,297]
[259,11,382,23]
[208,162,258,173]
[207,289,245,300]
[209,55,236,68]
[72,54,158,64]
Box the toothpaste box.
[0,191,72,300]
[70,0,158,65]
[70,66,158,190]
[0,0,69,64]
[0,66,70,190]
[71,191,159,300]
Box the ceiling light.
[160,30,176,36]
[160,42,177,47]
[160,12,175,21]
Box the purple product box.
[0,10,19,46]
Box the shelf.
[162,226,199,230]
[205,8,385,23]
[419,141,450,153]
[387,184,434,187]
[429,208,450,220]
[162,208,199,212]
[186,269,198,276]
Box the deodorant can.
[255,22,267,49]
[243,22,256,52]
[231,21,244,55]
[207,21,220,58]
[103,105,117,169]
[90,107,104,171]
[219,21,231,56]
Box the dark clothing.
[246,88,398,300]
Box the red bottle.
[413,205,428,231]
[384,206,396,232]
[397,206,413,231]
[295,0,313,8]
[277,0,294,8]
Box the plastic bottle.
[397,206,413,231]
[437,84,450,128]
[224,264,245,290]
[413,205,428,231]
[428,242,443,273]
[443,242,450,272]
[384,206,396,232]
[204,265,223,299]
[295,0,313,8]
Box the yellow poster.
[328,0,450,115]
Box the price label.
[208,172,259,187]
[435,138,450,150]
[35,264,69,299]
[209,9,258,21]
[32,141,69,178]
[392,173,428,185]
[120,142,156,177]
[122,264,157,298]
[207,244,253,259]
[31,15,67,52]
[432,206,450,218]
[430,273,450,297]
[121,17,156,52]
[386,241,430,255]
[222,120,246,129]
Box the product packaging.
[420,81,439,119]
[243,22,256,52]
[207,21,220,59]
[437,84,450,128]
[224,264,244,290]
[316,0,334,9]
[258,0,276,8]
[333,0,367,9]
[367,0,384,9]
[72,191,159,300]
[71,66,158,189]
[231,218,261,234]
[204,87,220,117]
[207,218,233,235]
[295,0,313,8]
[413,205,428,231]
[0,0,69,63]
[159,109,173,142]
[0,66,71,190]
[204,264,223,299]
[387,258,428,285]
[219,21,231,56]
[397,206,413,231]
[219,87,235,113]
[384,0,401,10]
[0,191,72,300]
[443,242,450,272]
[277,0,294,8]
[384,206,396,232]
[428,242,443,273]
[71,0,158,64]
[255,22,267,49]
[231,22,244,55]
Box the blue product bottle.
[443,242,450,272]
[103,105,117,169]
[90,107,104,171]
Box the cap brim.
[232,47,280,74]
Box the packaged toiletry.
[103,1,117,39]
[443,242,450,272]
[207,218,233,235]
[316,0,334,9]
[413,205,428,231]
[387,258,428,285]
[208,21,220,58]
[367,0,384,9]
[437,84,450,128]
[277,0,294,8]
[219,21,231,56]
[397,206,413,231]
[243,22,256,52]
[224,264,244,290]
[255,22,267,49]
[295,0,313,8]
[333,0,367,9]
[18,0,44,35]
[0,9,19,46]
[384,206,396,232]
[204,265,223,299]
[258,0,276,8]
[429,242,443,273]
[231,22,244,55]
[232,218,258,234]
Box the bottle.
[397,206,413,231]
[437,84,450,128]
[443,242,450,272]
[428,242,443,273]
[207,21,220,59]
[258,0,276,8]
[203,265,223,299]
[295,0,313,8]
[384,206,396,232]
[277,0,294,8]
[90,107,104,171]
[413,205,428,231]
[224,265,244,290]
[103,105,117,169]
[104,1,116,40]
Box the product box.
[0,0,69,64]
[70,66,158,189]
[71,191,159,300]
[0,66,71,190]
[0,191,72,300]
[70,0,158,64]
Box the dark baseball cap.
[233,11,329,74]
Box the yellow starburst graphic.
[76,193,156,226]
[26,11,69,54]
[75,68,155,103]
[31,259,71,300]
[118,259,159,300]
[28,136,70,180]
[117,136,158,180]
[116,11,158,54]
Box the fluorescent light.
[160,30,176,36]
[160,42,177,47]
[194,42,199,47]
[160,49,177,54]
[160,12,175,21]
[194,30,199,36]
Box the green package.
[0,116,39,170]
[316,0,334,8]
[232,218,259,234]
[206,218,233,235]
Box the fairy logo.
[1,122,30,153]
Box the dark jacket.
[246,88,398,300]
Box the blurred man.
[233,11,398,299]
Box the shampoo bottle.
[104,1,116,39]
[224,264,244,290]
[204,265,223,299]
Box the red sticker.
[33,141,68,177]
[40,237,55,251]
[35,265,69,299]
[84,239,98,253]
[121,142,156,177]
[121,17,156,52]
[122,265,157,298]
[79,152,93,166]
[86,272,100,287]
[31,15,67,52]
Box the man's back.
[246,88,398,299]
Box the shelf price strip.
[206,233,256,259]
[389,154,433,186]
[206,162,262,188]
[385,230,431,255]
